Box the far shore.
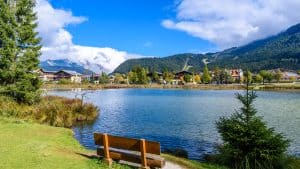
[42,83,300,91]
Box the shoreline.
[42,83,300,92]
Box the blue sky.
[36,0,300,72]
[49,0,216,57]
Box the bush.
[58,78,71,84]
[0,95,99,128]
[212,79,290,169]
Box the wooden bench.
[94,133,165,169]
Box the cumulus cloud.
[162,0,300,48]
[35,0,149,73]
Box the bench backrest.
[94,133,161,155]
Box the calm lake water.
[48,89,300,160]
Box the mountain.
[114,23,300,73]
[40,59,95,75]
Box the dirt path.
[162,161,184,169]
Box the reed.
[0,95,99,128]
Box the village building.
[229,69,243,82]
[37,68,56,82]
[147,71,163,83]
[54,70,82,83]
[282,71,300,81]
[174,71,194,85]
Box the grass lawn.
[0,117,130,169]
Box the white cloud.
[35,0,150,73]
[162,0,300,48]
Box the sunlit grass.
[0,117,131,169]
[0,95,99,127]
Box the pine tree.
[15,0,41,103]
[202,65,211,84]
[0,0,41,104]
[215,77,289,169]
[0,0,17,89]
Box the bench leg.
[103,158,113,166]
[103,133,113,167]
[140,139,150,169]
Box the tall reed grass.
[0,95,99,128]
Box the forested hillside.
[114,23,300,73]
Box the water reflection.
[48,89,300,160]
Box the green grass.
[0,117,130,169]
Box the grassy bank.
[42,83,300,91]
[0,95,98,127]
[0,117,129,169]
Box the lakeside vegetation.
[0,95,99,128]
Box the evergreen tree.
[202,65,211,84]
[0,0,17,92]
[0,0,41,104]
[213,66,221,84]
[14,0,41,103]
[215,77,289,169]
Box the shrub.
[213,79,289,169]
[58,78,71,84]
[0,95,99,128]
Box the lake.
[48,89,300,160]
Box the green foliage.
[58,78,71,84]
[243,71,253,84]
[163,70,175,84]
[194,74,201,83]
[114,53,206,74]
[81,78,90,84]
[254,74,263,83]
[259,70,273,84]
[215,81,289,169]
[184,74,193,82]
[114,73,125,84]
[151,71,160,82]
[274,70,283,83]
[213,66,221,84]
[202,65,212,84]
[0,0,41,104]
[128,66,148,84]
[99,72,109,84]
[0,95,99,128]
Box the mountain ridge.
[39,59,95,75]
[114,23,300,73]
